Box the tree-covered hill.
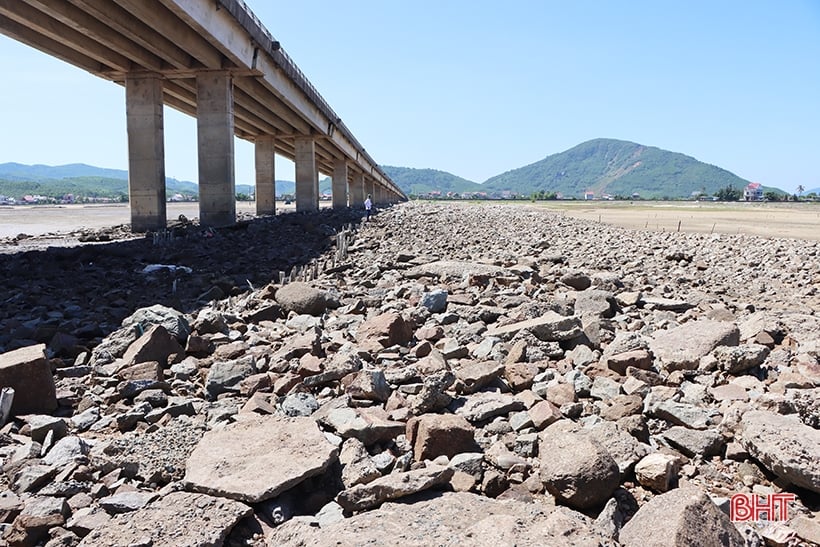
[482,138,753,199]
[381,166,481,195]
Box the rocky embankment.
[0,201,819,546]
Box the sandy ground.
[2,200,819,241]
[533,201,820,241]
[0,201,300,238]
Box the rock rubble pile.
[0,201,819,546]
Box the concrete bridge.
[0,0,405,230]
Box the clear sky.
[0,1,818,191]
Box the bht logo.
[730,493,795,522]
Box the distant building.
[744,182,763,201]
[584,191,594,200]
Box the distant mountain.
[0,163,301,199]
[482,139,754,199]
[381,166,481,195]
[0,162,198,197]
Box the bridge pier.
[367,179,376,206]
[255,135,276,215]
[197,71,236,226]
[331,158,347,209]
[126,73,166,232]
[349,172,365,208]
[294,136,319,212]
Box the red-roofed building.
[744,182,763,201]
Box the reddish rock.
[529,400,562,429]
[357,312,414,348]
[0,344,57,416]
[406,413,477,460]
[504,362,538,391]
[121,325,183,367]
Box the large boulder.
[737,410,820,492]
[538,422,620,509]
[184,415,338,503]
[270,491,607,546]
[619,486,744,546]
[275,282,331,316]
[0,344,56,416]
[78,492,251,546]
[91,305,189,366]
[649,320,739,371]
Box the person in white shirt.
[364,194,372,220]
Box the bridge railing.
[219,0,401,195]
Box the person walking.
[364,194,372,221]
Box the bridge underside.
[0,0,404,229]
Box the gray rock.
[454,361,504,394]
[619,486,744,546]
[281,392,320,417]
[486,311,583,342]
[192,308,229,335]
[574,289,618,318]
[321,407,405,446]
[539,422,620,509]
[275,282,331,316]
[662,426,724,458]
[713,344,770,374]
[184,415,338,503]
[205,355,256,399]
[77,492,251,547]
[99,491,157,514]
[646,395,712,430]
[421,289,448,313]
[345,369,391,402]
[335,464,454,512]
[452,392,525,423]
[272,491,607,546]
[44,436,91,467]
[27,415,67,444]
[738,410,820,493]
[405,260,508,280]
[650,320,739,371]
[339,437,381,488]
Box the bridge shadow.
[0,206,374,356]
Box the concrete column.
[349,172,365,207]
[197,71,235,226]
[294,136,318,212]
[331,158,348,209]
[126,73,166,231]
[255,135,275,215]
[367,179,376,205]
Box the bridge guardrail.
[220,0,402,196]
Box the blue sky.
[0,1,818,191]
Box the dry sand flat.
[0,201,297,239]
[2,200,819,241]
[535,201,820,241]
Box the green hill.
[482,138,753,199]
[0,163,302,200]
[381,166,480,195]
